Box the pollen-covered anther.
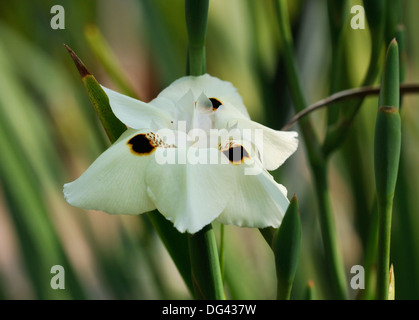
[219,141,251,164]
[128,132,175,155]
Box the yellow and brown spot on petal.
[219,141,250,164]
[209,98,222,111]
[127,132,175,156]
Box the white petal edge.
[101,86,172,130]
[155,74,250,119]
[232,118,299,171]
[216,158,290,228]
[64,129,156,215]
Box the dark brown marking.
[127,134,156,155]
[378,106,398,114]
[209,98,222,110]
[222,145,250,164]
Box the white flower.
[64,74,298,233]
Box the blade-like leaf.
[273,195,302,300]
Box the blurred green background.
[0,0,418,299]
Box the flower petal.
[156,74,250,119]
[101,86,172,130]
[64,129,156,215]
[145,147,234,233]
[150,90,195,130]
[230,118,298,171]
[216,157,289,228]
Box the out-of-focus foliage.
[0,0,418,299]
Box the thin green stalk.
[147,211,193,294]
[64,44,127,143]
[273,196,302,300]
[219,224,225,281]
[312,164,348,300]
[185,0,208,75]
[275,0,347,299]
[326,0,349,126]
[281,83,419,131]
[185,0,224,300]
[274,0,322,165]
[376,200,394,299]
[323,0,386,155]
[374,39,400,300]
[0,46,85,299]
[358,200,378,300]
[189,225,224,299]
[392,24,419,299]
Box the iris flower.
[64,74,298,233]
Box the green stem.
[374,39,400,299]
[281,83,419,131]
[326,0,349,126]
[188,45,206,76]
[185,0,208,76]
[277,279,292,300]
[275,0,347,299]
[376,200,393,299]
[273,196,301,300]
[185,0,224,300]
[312,164,348,300]
[219,224,225,281]
[188,225,225,300]
[358,199,378,300]
[323,0,385,155]
[274,0,322,165]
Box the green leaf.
[275,0,347,299]
[273,195,302,300]
[362,0,386,86]
[385,0,402,44]
[147,211,193,294]
[0,116,85,299]
[323,0,386,155]
[65,44,127,143]
[0,44,85,299]
[326,0,349,125]
[394,25,406,84]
